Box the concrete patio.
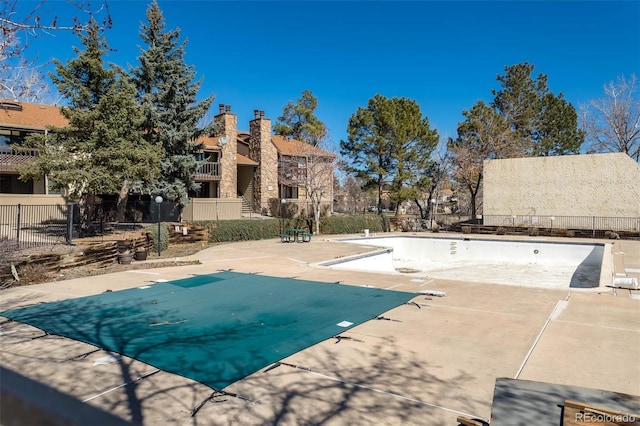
[1,233,638,425]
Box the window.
[0,129,29,147]
[280,185,298,199]
[0,174,33,193]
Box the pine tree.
[130,0,215,207]
[340,95,438,213]
[21,20,162,232]
[274,90,327,146]
[491,62,584,156]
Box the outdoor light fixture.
[155,196,163,257]
[430,199,436,230]
[280,199,286,234]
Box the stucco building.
[483,153,640,230]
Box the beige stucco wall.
[0,194,66,205]
[483,153,640,219]
[181,198,242,221]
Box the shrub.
[206,219,281,243]
[604,230,620,240]
[319,214,385,235]
[199,214,389,243]
[461,225,472,234]
[528,227,539,236]
[16,263,53,285]
[145,222,170,252]
[496,226,505,235]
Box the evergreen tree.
[340,94,438,213]
[491,62,584,156]
[130,0,215,207]
[448,101,511,219]
[535,92,584,156]
[274,90,327,146]
[21,20,162,232]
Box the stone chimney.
[214,104,237,198]
[249,110,277,213]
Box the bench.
[300,233,312,243]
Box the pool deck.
[1,232,639,425]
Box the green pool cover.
[1,271,416,390]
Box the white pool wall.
[348,237,603,267]
[326,236,610,289]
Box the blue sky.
[19,1,640,153]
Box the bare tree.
[0,0,110,101]
[279,137,335,234]
[447,101,512,220]
[305,147,336,234]
[581,74,640,161]
[343,176,366,214]
[0,58,51,101]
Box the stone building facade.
[1,100,335,219]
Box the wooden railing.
[192,161,220,180]
[0,147,39,171]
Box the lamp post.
[154,196,163,257]
[430,199,436,230]
[550,216,555,237]
[280,198,286,234]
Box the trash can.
[364,229,369,237]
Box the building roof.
[0,100,68,130]
[0,101,335,161]
[237,153,258,166]
[271,134,335,158]
[199,135,221,149]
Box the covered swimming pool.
[322,236,609,289]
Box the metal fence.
[482,214,640,236]
[3,202,638,251]
[0,204,74,250]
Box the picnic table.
[280,228,312,243]
[289,228,306,242]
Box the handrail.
[192,161,220,180]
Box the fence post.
[592,216,595,238]
[16,204,21,248]
[66,202,74,245]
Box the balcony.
[192,161,221,181]
[0,147,39,172]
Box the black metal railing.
[482,214,640,236]
[0,204,72,250]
